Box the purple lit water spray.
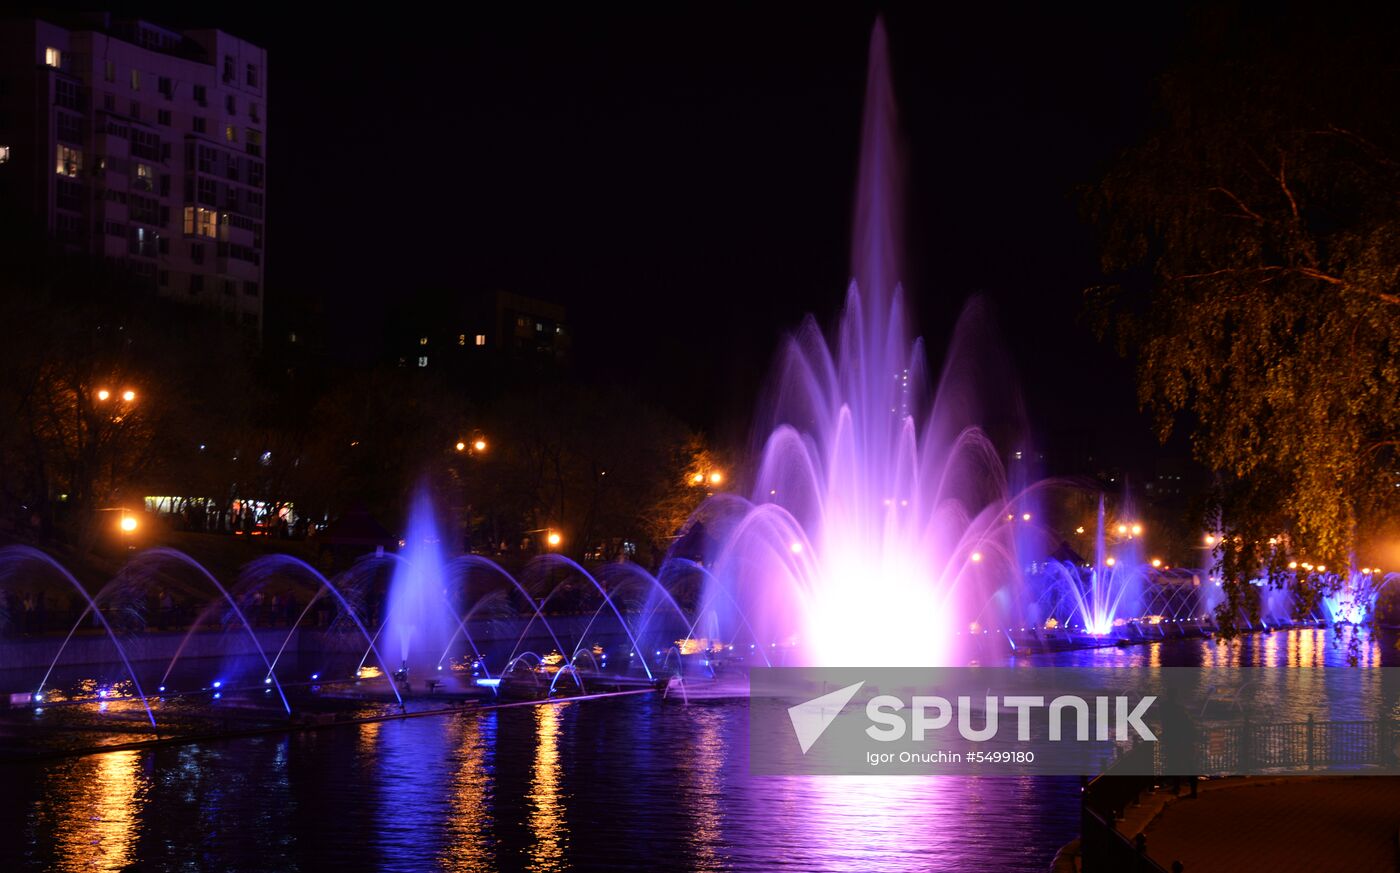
[697,23,1024,667]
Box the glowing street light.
[1116,523,1128,535]
[121,389,136,402]
[473,438,487,453]
[1021,512,1032,522]
[1288,561,1298,570]
[96,389,111,401]
[709,471,723,485]
[455,441,467,452]
[691,473,705,485]
[1075,526,1085,535]
[790,541,803,555]
[1151,558,1162,568]
[1130,523,1143,537]
[970,551,983,563]
[546,530,562,548]
[119,515,138,532]
[1204,534,1216,546]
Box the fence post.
[1306,713,1314,770]
[1239,716,1253,772]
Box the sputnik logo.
[788,681,865,754]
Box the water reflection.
[679,705,726,869]
[443,712,496,872]
[40,749,146,871]
[8,628,1399,873]
[529,703,568,871]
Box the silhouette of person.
[1160,685,1199,797]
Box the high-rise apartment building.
[0,14,267,332]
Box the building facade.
[0,14,267,332]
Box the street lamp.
[546,530,562,549]
[96,389,111,401]
[455,441,467,452]
[121,389,136,402]
[709,471,723,485]
[473,438,487,453]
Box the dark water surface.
[2,627,1390,872]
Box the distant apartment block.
[0,14,267,332]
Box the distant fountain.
[381,492,459,685]
[692,22,1026,668]
[1042,495,1148,635]
[1323,570,1393,626]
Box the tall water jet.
[382,492,459,683]
[697,21,1024,667]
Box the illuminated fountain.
[691,23,1026,668]
[1323,569,1393,626]
[380,491,459,686]
[1039,495,1148,635]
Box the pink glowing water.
[700,23,1024,667]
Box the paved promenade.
[1139,776,1400,872]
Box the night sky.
[98,3,1199,468]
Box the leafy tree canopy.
[1086,7,1400,630]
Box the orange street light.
[455,441,467,452]
[1151,558,1162,568]
[473,438,487,453]
[120,515,138,532]
[546,530,562,548]
[1131,523,1143,537]
[121,389,136,402]
[709,471,723,485]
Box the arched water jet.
[2,546,159,729]
[235,554,404,709]
[136,549,291,715]
[502,555,654,681]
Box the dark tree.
[1086,8,1400,633]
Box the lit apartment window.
[0,145,8,164]
[225,125,237,143]
[183,206,222,239]
[457,334,466,346]
[419,336,428,346]
[135,163,154,191]
[475,335,486,346]
[417,356,428,368]
[55,144,81,177]
[45,48,61,68]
